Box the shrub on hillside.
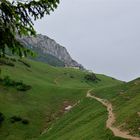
[0,58,15,67]
[18,59,31,68]
[70,75,74,78]
[3,76,14,86]
[10,58,16,62]
[22,119,29,125]
[16,84,32,91]
[10,116,22,123]
[0,112,5,125]
[10,116,29,125]
[84,73,100,82]
[0,76,31,91]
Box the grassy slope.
[0,58,123,140]
[39,98,125,140]
[93,79,140,137]
[39,79,140,140]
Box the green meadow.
[0,58,139,140]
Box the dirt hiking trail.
[87,89,140,140]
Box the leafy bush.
[22,119,29,125]
[15,80,23,86]
[0,58,14,67]
[10,58,16,62]
[10,116,29,125]
[70,75,74,78]
[0,76,31,91]
[84,73,100,82]
[0,112,5,125]
[10,116,22,123]
[16,84,32,91]
[18,59,31,68]
[3,76,14,86]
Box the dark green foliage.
[84,73,98,81]
[0,0,59,57]
[10,58,17,62]
[22,119,29,125]
[16,84,31,91]
[30,47,65,67]
[34,54,65,67]
[10,116,22,123]
[0,76,31,91]
[70,75,74,78]
[2,76,14,86]
[10,116,29,125]
[18,59,31,68]
[0,58,15,67]
[0,112,5,125]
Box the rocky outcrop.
[18,34,84,69]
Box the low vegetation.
[39,98,125,140]
[0,58,15,67]
[93,79,140,137]
[0,113,5,125]
[0,76,31,91]
[18,59,31,68]
[0,58,122,140]
[10,116,29,125]
[0,58,139,140]
[84,72,100,82]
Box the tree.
[84,73,97,81]
[0,0,60,57]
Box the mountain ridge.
[17,34,84,69]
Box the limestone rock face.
[18,34,84,69]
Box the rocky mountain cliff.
[18,34,84,69]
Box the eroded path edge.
[87,89,140,140]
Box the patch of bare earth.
[41,100,79,135]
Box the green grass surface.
[93,79,140,137]
[0,58,132,140]
[39,98,125,140]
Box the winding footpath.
[87,89,140,140]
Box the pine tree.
[0,0,59,57]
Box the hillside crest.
[18,34,84,69]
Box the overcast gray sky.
[34,0,140,81]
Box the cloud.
[34,0,140,81]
